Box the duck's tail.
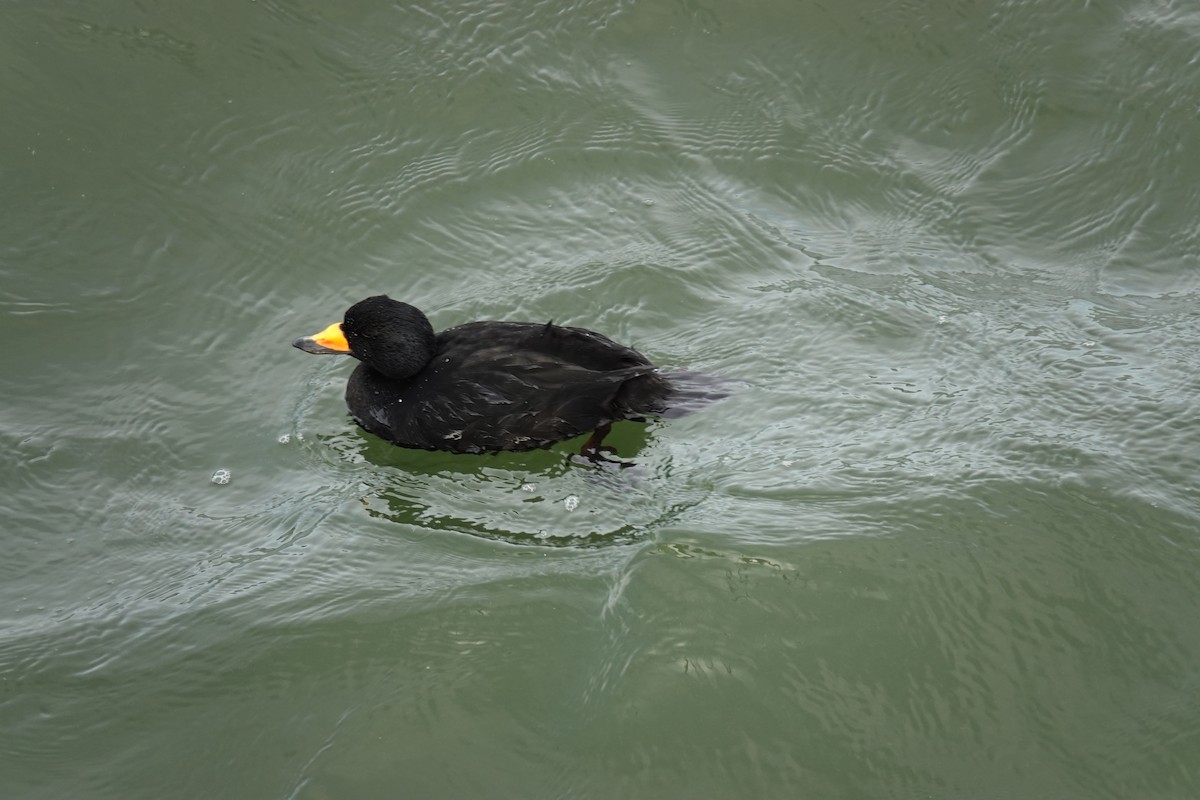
[658,368,737,419]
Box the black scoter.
[293,295,718,454]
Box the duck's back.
[345,320,671,452]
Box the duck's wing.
[442,319,672,425]
[441,320,653,370]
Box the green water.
[4,1,1200,797]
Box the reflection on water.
[319,422,708,547]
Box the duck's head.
[293,295,436,380]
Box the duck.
[292,295,716,455]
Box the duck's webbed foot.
[576,423,633,468]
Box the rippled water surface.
[4,1,1200,797]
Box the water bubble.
[563,495,579,512]
[278,434,291,444]
[211,469,231,485]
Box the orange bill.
[292,321,351,355]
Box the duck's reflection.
[332,421,697,548]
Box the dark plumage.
[293,295,702,454]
